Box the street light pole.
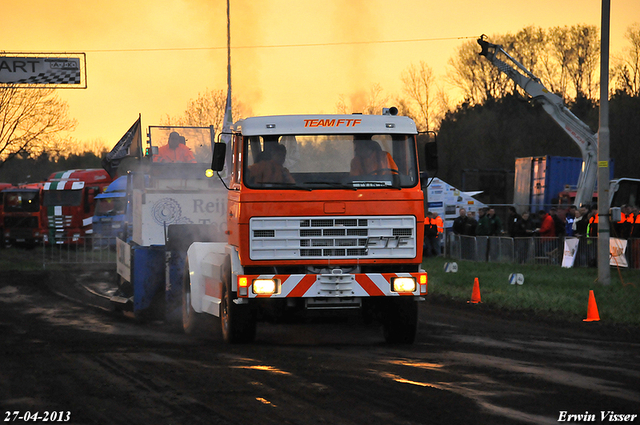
[598,0,611,285]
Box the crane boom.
[477,35,598,208]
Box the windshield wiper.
[302,181,357,190]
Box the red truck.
[43,169,112,244]
[2,183,47,248]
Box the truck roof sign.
[233,114,417,136]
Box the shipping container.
[514,156,614,213]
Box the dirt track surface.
[1,269,639,425]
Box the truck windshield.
[243,134,419,190]
[95,197,126,216]
[4,191,40,213]
[43,190,83,207]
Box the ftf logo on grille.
[365,236,411,249]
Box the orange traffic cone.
[583,290,600,322]
[468,277,482,304]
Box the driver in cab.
[248,142,295,185]
[350,135,398,176]
[154,131,196,163]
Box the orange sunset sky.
[2,0,639,150]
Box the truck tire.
[182,263,204,334]
[382,297,418,344]
[220,258,256,343]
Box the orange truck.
[2,183,46,248]
[43,169,112,244]
[115,114,428,343]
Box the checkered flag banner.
[0,54,86,88]
[13,69,80,85]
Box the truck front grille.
[250,216,416,260]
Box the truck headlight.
[392,277,416,293]
[253,278,277,295]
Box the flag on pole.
[101,116,142,178]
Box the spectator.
[507,206,521,237]
[618,204,634,239]
[432,211,444,255]
[452,208,467,235]
[423,212,439,257]
[475,208,490,236]
[587,204,599,239]
[514,210,535,263]
[514,210,535,237]
[574,206,589,237]
[477,208,502,236]
[631,206,640,238]
[550,207,565,237]
[536,209,558,262]
[464,210,478,236]
[565,206,576,236]
[536,209,556,237]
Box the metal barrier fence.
[447,234,634,268]
[42,236,117,267]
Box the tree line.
[436,24,640,202]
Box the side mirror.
[211,142,226,172]
[418,131,438,172]
[425,140,438,171]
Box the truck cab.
[92,176,130,248]
[189,113,427,343]
[2,183,46,248]
[43,169,112,245]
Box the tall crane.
[477,35,598,208]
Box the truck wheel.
[382,297,418,344]
[182,263,203,334]
[220,259,256,343]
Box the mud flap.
[166,224,222,323]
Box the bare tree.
[613,23,640,96]
[508,26,547,73]
[162,88,250,135]
[448,26,600,106]
[0,87,76,168]
[549,25,600,102]
[401,61,437,131]
[447,36,512,105]
[505,26,564,95]
[433,86,452,128]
